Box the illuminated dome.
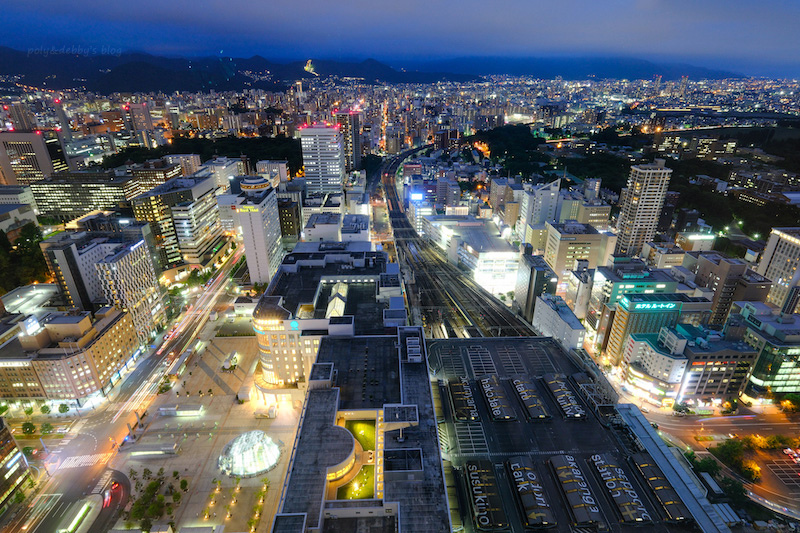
[218,431,281,477]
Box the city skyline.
[3,0,800,77]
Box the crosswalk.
[57,452,114,470]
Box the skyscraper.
[301,125,345,195]
[757,227,800,313]
[334,110,361,172]
[227,176,284,284]
[0,132,54,185]
[615,160,672,256]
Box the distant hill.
[394,56,743,80]
[0,47,479,93]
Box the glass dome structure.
[218,430,281,477]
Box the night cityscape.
[1,2,800,533]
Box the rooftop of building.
[341,214,369,233]
[280,327,448,533]
[316,336,401,409]
[279,388,353,529]
[771,227,800,239]
[596,259,677,283]
[548,220,600,235]
[539,295,584,330]
[268,250,389,334]
[0,203,28,215]
[0,185,31,194]
[133,174,213,199]
[306,212,341,228]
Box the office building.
[95,239,166,343]
[123,102,153,133]
[0,418,29,513]
[162,154,202,176]
[30,171,128,221]
[514,254,558,322]
[125,161,183,199]
[563,261,593,320]
[532,294,586,350]
[733,302,800,398]
[657,191,681,233]
[253,243,401,388]
[0,185,36,209]
[256,160,289,188]
[132,175,222,268]
[543,221,616,283]
[519,179,560,239]
[201,156,242,191]
[17,308,138,402]
[622,324,757,407]
[757,228,800,313]
[333,110,361,171]
[41,234,126,310]
[277,198,301,240]
[688,253,772,325]
[225,176,283,284]
[423,216,519,296]
[301,125,345,195]
[640,242,686,269]
[615,160,672,256]
[606,293,712,366]
[0,132,54,185]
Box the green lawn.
[345,420,376,450]
[336,465,374,500]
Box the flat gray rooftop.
[280,388,353,530]
[315,336,401,409]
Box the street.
[4,247,243,533]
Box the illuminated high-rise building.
[757,227,800,313]
[0,132,54,185]
[301,125,345,195]
[333,110,361,171]
[615,160,672,257]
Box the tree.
[157,467,165,479]
[180,479,188,492]
[40,422,54,435]
[40,405,51,415]
[696,457,721,478]
[719,477,748,507]
[129,468,137,480]
[23,407,33,418]
[172,491,181,504]
[21,422,36,435]
[143,468,152,480]
[172,470,180,480]
[0,405,8,416]
[140,517,153,532]
[13,490,25,504]
[58,404,70,414]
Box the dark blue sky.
[5,0,800,77]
